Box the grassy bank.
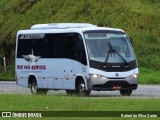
[139,68,160,84]
[0,64,15,81]
[0,94,160,120]
[0,94,160,111]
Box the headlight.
[130,74,138,79]
[89,74,106,79]
[90,74,101,79]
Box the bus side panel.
[16,58,65,90]
[16,59,30,87]
[51,59,64,89]
[63,59,74,89]
[28,59,63,90]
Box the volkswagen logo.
[115,73,119,77]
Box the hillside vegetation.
[0,0,160,83]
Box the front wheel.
[77,79,91,96]
[120,90,132,96]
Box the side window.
[17,33,87,64]
[17,35,33,58]
[64,33,87,65]
[17,33,65,58]
[46,34,64,58]
[73,35,87,65]
[33,39,47,58]
[64,35,74,59]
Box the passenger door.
[63,35,75,89]
[44,33,64,89]
[63,34,87,89]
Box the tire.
[120,90,132,96]
[30,79,48,95]
[66,90,78,96]
[39,89,48,95]
[31,79,39,94]
[77,79,91,96]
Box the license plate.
[112,86,122,90]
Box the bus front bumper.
[87,76,138,91]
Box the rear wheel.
[66,90,78,96]
[39,89,48,95]
[120,90,132,96]
[77,79,91,96]
[31,79,38,94]
[30,79,48,95]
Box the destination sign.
[19,34,45,39]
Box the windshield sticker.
[22,49,40,66]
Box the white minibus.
[15,23,139,96]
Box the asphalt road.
[0,81,160,98]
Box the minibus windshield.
[84,31,135,64]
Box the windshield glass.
[84,31,135,63]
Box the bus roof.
[17,23,125,34]
[31,23,97,29]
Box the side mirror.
[129,37,133,46]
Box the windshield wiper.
[105,42,128,65]
[105,42,115,63]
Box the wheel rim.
[79,83,85,93]
[32,82,37,93]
